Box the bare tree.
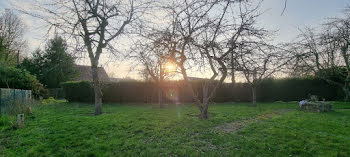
[0,9,26,51]
[142,0,265,119]
[18,0,151,115]
[327,15,350,100]
[237,43,287,106]
[167,0,231,119]
[288,8,350,100]
[192,1,285,108]
[134,36,176,108]
[0,9,26,64]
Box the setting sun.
[165,62,176,72]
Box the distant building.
[109,77,138,82]
[187,77,204,81]
[74,65,110,81]
[109,78,119,82]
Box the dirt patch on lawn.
[215,109,293,133]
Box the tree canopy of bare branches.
[18,0,153,115]
[0,9,26,65]
[288,7,350,100]
[0,9,26,51]
[134,37,177,108]
[132,0,280,118]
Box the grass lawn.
[1,102,350,156]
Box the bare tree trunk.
[158,87,164,108]
[92,65,102,115]
[200,104,208,119]
[343,87,349,101]
[231,51,235,85]
[344,74,350,101]
[200,85,209,119]
[252,85,257,107]
[231,60,235,101]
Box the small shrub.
[42,97,66,104]
[0,115,11,127]
[0,115,18,131]
[0,65,48,98]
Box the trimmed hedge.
[257,78,342,101]
[102,81,155,103]
[61,77,343,103]
[61,81,94,102]
[212,78,342,102]
[48,88,65,99]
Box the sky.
[0,0,349,80]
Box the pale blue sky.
[259,0,349,42]
[0,0,349,79]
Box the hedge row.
[62,81,170,103]
[213,78,342,102]
[61,77,343,103]
[61,81,94,102]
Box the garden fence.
[0,88,32,114]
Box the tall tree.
[136,41,176,108]
[0,36,14,65]
[288,7,350,100]
[139,0,265,119]
[19,0,152,115]
[236,43,287,107]
[0,9,26,51]
[0,9,26,65]
[20,36,77,88]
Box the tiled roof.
[74,65,110,81]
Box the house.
[74,65,110,81]
[109,77,138,82]
[187,77,205,81]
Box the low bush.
[0,115,15,131]
[42,97,67,104]
[0,65,48,98]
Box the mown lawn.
[1,102,350,156]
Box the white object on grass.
[299,100,308,108]
[17,114,24,127]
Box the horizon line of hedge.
[61,77,343,103]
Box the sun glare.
[165,62,176,72]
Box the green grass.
[1,102,350,156]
